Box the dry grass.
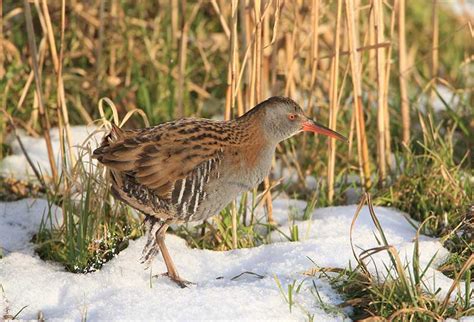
[1,1,471,182]
[304,194,473,321]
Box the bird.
[93,96,346,287]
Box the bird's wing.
[93,119,228,199]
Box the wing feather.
[93,119,228,200]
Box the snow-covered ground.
[0,198,463,321]
[0,126,103,180]
[0,127,471,321]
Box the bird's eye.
[288,114,296,121]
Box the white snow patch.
[445,0,474,17]
[0,198,62,255]
[0,198,468,321]
[273,159,318,190]
[0,126,102,180]
[417,84,471,114]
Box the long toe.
[154,272,195,288]
[173,277,195,288]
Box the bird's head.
[247,96,347,144]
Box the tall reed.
[225,0,240,248]
[430,0,440,111]
[345,0,372,190]
[398,0,410,145]
[327,0,343,203]
[374,0,388,184]
[23,0,58,182]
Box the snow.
[273,160,318,190]
[416,83,471,115]
[1,198,468,321]
[446,0,474,17]
[0,127,471,321]
[0,126,102,180]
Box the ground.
[0,127,471,321]
[1,197,469,321]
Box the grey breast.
[194,144,276,222]
[169,144,276,222]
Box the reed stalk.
[176,0,187,119]
[224,0,240,248]
[23,0,58,182]
[309,0,320,93]
[41,0,75,167]
[170,0,179,46]
[383,1,396,170]
[176,1,201,119]
[261,4,274,223]
[255,0,262,103]
[243,0,253,109]
[368,3,376,85]
[398,0,410,145]
[26,37,47,129]
[373,0,387,184]
[0,0,4,80]
[225,0,239,120]
[262,2,271,99]
[327,0,343,204]
[249,13,256,108]
[241,0,255,227]
[235,40,245,116]
[249,0,274,223]
[431,0,439,104]
[0,0,4,159]
[345,0,372,189]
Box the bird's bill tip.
[302,120,348,142]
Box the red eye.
[288,114,296,120]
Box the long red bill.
[302,120,347,142]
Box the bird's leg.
[156,222,194,288]
[140,218,162,267]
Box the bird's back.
[93,117,272,222]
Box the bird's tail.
[140,216,163,268]
[92,123,124,161]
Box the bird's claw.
[153,272,195,288]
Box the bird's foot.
[154,272,195,288]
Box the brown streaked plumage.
[93,96,346,287]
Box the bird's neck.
[231,106,274,146]
[230,116,269,147]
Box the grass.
[175,191,268,251]
[176,206,266,251]
[273,275,347,320]
[274,276,304,313]
[33,148,142,273]
[1,284,29,320]
[303,194,473,321]
[376,117,470,234]
[375,115,472,278]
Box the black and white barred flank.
[171,157,221,221]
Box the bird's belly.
[187,145,275,222]
[191,160,272,221]
[190,178,246,221]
